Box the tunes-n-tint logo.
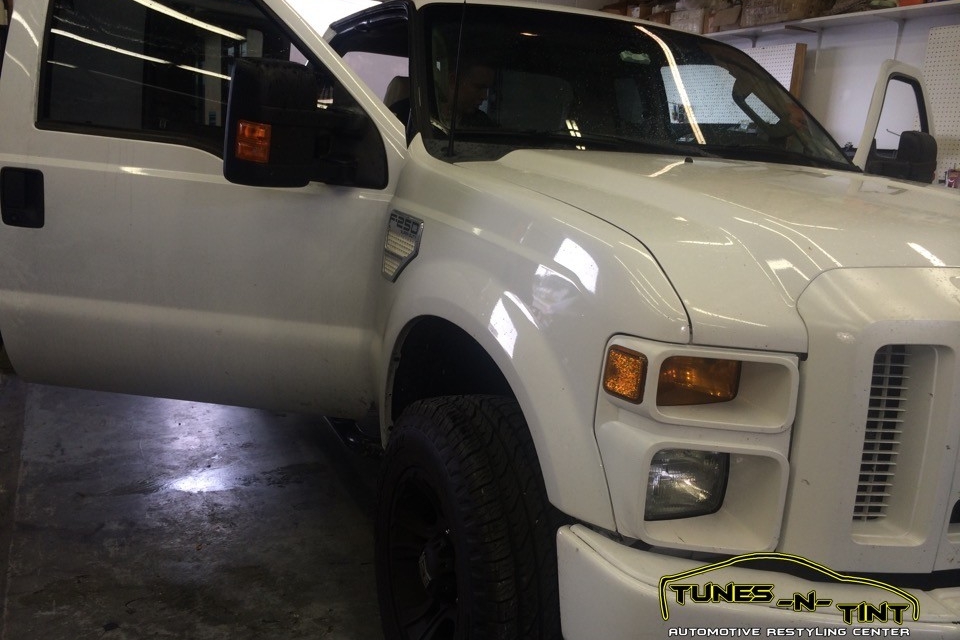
[659,552,920,630]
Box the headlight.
[645,449,728,520]
[601,348,742,407]
[657,356,741,406]
[596,337,796,550]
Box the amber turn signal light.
[657,356,741,406]
[603,346,647,403]
[235,120,271,163]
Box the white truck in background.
[1,0,958,638]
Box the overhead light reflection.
[565,119,586,151]
[130,0,245,40]
[554,239,598,293]
[614,256,679,322]
[636,25,705,145]
[648,160,686,178]
[678,239,734,246]
[51,29,230,80]
[907,242,946,267]
[178,64,230,80]
[171,467,234,493]
[489,298,518,357]
[52,28,168,64]
[688,306,768,327]
[12,9,40,47]
[766,258,810,300]
[732,216,842,269]
[534,265,578,319]
[4,53,31,77]
[504,292,540,328]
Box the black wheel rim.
[387,470,459,640]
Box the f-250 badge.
[383,211,424,281]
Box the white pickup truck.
[1,0,958,638]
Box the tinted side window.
[0,0,10,72]
[342,52,408,105]
[39,0,293,154]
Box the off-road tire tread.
[377,395,562,640]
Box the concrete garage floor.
[0,376,384,640]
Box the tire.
[375,395,561,640]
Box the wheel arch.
[388,315,514,422]
[0,332,16,375]
[383,309,617,530]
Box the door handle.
[1,167,45,228]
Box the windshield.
[421,4,853,171]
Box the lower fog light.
[645,449,728,521]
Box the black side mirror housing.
[223,58,318,188]
[865,130,938,184]
[896,130,938,183]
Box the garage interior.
[1,0,959,638]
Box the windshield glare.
[423,5,852,170]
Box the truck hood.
[462,150,960,352]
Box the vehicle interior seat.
[384,75,410,125]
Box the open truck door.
[853,59,938,184]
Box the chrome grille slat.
[853,344,910,522]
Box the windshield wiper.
[701,144,856,171]
[603,134,718,158]
[454,128,718,157]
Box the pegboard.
[658,43,805,125]
[744,43,806,97]
[923,25,960,185]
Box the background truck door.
[853,59,938,183]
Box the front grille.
[853,345,910,522]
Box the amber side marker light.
[235,120,271,163]
[603,346,648,403]
[657,356,741,406]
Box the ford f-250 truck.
[1,0,958,638]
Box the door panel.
[0,0,399,417]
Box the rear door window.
[39,0,295,154]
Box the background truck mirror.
[852,60,937,183]
[223,58,317,188]
[865,130,938,184]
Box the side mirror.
[223,58,318,188]
[864,130,938,184]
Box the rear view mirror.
[223,58,317,187]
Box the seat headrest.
[384,76,410,108]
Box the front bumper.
[558,525,960,640]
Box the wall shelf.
[709,0,960,41]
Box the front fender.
[382,258,616,528]
[377,140,690,529]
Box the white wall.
[720,9,960,183]
[727,12,959,145]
